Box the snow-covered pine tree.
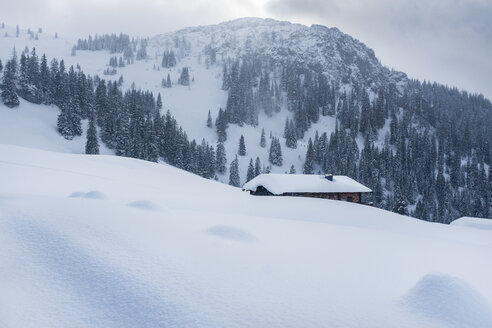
[238,134,246,156]
[269,137,283,166]
[289,165,296,174]
[178,67,190,86]
[221,64,229,90]
[156,93,162,110]
[303,138,315,174]
[260,128,266,147]
[57,98,82,140]
[285,119,297,148]
[215,142,227,174]
[393,187,408,215]
[215,108,227,142]
[167,73,172,88]
[144,115,159,162]
[206,110,213,128]
[246,158,255,182]
[229,156,240,187]
[85,112,99,154]
[0,56,19,108]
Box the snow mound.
[206,225,256,243]
[69,190,107,200]
[450,217,492,230]
[128,200,164,212]
[68,191,86,198]
[402,274,492,328]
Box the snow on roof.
[243,174,372,195]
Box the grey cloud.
[1,0,490,98]
[266,0,492,98]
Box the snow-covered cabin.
[243,174,372,203]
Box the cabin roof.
[242,174,372,195]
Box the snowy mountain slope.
[0,21,336,181]
[1,144,492,327]
[0,19,391,181]
[150,17,407,87]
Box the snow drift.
[402,274,492,328]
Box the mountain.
[0,18,491,223]
[1,144,492,327]
[150,17,407,88]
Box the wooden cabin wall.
[281,192,362,203]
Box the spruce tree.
[57,98,82,140]
[246,158,255,182]
[178,67,190,86]
[238,134,246,156]
[269,137,283,166]
[166,73,172,87]
[289,165,296,174]
[303,138,315,174]
[85,113,100,154]
[215,142,227,174]
[206,110,213,128]
[393,187,408,215]
[0,56,19,108]
[285,119,297,148]
[260,128,266,147]
[229,156,240,187]
[156,93,162,110]
[215,108,228,142]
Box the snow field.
[1,144,492,327]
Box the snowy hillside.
[1,144,492,327]
[0,21,328,180]
[0,19,402,181]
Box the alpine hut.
[243,174,372,203]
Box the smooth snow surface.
[243,173,372,194]
[450,217,492,230]
[1,144,492,328]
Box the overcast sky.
[2,0,491,99]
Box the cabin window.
[346,196,353,202]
